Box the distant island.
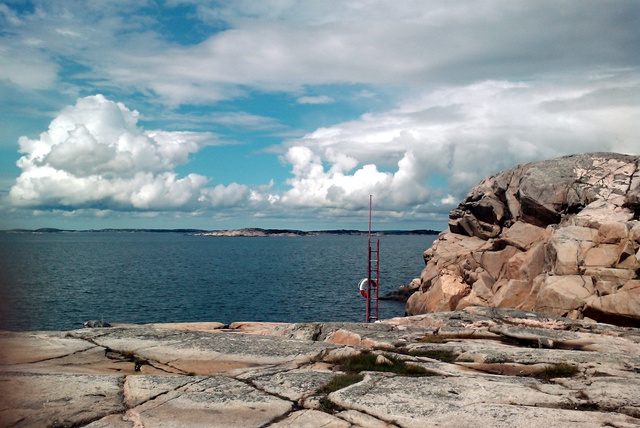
[1,227,439,236]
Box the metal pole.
[366,195,372,323]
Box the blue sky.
[1,0,639,231]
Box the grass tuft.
[318,373,364,394]
[318,397,338,414]
[337,352,432,376]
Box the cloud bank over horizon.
[1,1,639,230]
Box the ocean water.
[0,232,436,331]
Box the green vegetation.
[315,372,363,414]
[337,352,432,376]
[318,397,338,413]
[315,351,438,414]
[534,363,580,380]
[318,373,364,394]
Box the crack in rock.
[25,345,100,365]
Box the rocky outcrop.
[1,310,640,427]
[406,152,640,326]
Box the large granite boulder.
[406,152,640,326]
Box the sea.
[0,232,437,331]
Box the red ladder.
[366,233,380,323]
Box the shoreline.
[1,227,441,236]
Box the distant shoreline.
[1,227,440,237]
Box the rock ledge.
[1,309,639,427]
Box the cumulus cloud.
[2,1,639,229]
[277,75,640,212]
[10,95,251,212]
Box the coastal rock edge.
[1,310,640,427]
[405,152,640,326]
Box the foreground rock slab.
[1,308,639,427]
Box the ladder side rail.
[366,236,372,323]
[373,239,379,320]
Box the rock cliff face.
[406,152,640,326]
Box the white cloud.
[296,95,334,105]
[0,44,59,89]
[0,4,21,26]
[9,95,253,212]
[201,182,251,208]
[277,75,640,212]
[3,1,635,106]
[107,1,640,104]
[206,112,283,129]
[1,1,639,229]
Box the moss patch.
[337,352,433,376]
[318,397,339,414]
[318,373,364,394]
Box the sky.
[0,0,639,231]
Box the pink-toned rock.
[148,322,227,332]
[323,329,392,349]
[228,322,292,335]
[492,280,533,308]
[584,244,623,267]
[478,245,519,279]
[596,222,629,244]
[4,312,640,427]
[502,221,551,250]
[404,153,640,326]
[269,409,350,428]
[546,239,581,275]
[585,280,640,325]
[324,329,362,346]
[631,223,640,243]
[534,275,595,316]
[408,267,471,313]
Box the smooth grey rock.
[113,376,292,428]
[0,372,123,428]
[2,311,639,428]
[337,409,399,427]
[67,324,337,375]
[245,367,336,403]
[0,331,96,365]
[329,373,640,428]
[269,409,350,428]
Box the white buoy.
[358,277,377,298]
